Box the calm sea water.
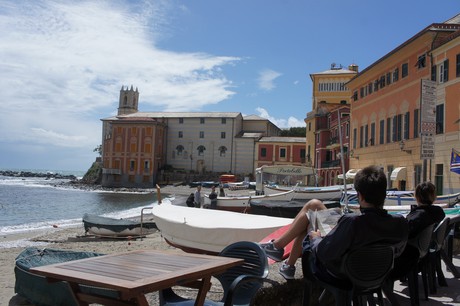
[0,169,179,248]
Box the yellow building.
[346,14,460,193]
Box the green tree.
[93,144,102,156]
[280,127,306,137]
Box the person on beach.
[389,181,445,280]
[208,186,218,209]
[260,165,409,281]
[186,193,195,207]
[194,185,202,208]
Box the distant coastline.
[0,170,78,180]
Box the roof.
[310,68,357,76]
[243,114,267,121]
[347,14,460,84]
[102,111,242,121]
[258,137,306,143]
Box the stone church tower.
[117,85,139,115]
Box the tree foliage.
[279,127,306,137]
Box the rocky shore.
[0,170,77,180]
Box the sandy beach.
[1,185,305,305]
[2,185,460,305]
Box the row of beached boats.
[14,184,460,305]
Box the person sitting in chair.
[389,181,445,280]
[261,165,409,281]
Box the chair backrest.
[217,241,269,305]
[408,223,435,259]
[430,218,450,252]
[341,244,394,292]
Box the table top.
[30,249,243,298]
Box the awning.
[390,167,407,181]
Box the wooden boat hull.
[15,247,118,306]
[82,213,157,237]
[151,204,292,254]
[264,184,353,201]
[203,189,295,213]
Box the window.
[300,149,306,160]
[364,124,369,147]
[261,147,267,157]
[144,160,150,170]
[379,120,384,145]
[417,54,426,69]
[179,118,184,124]
[414,109,419,138]
[352,91,358,101]
[130,143,136,152]
[386,72,392,85]
[393,68,399,82]
[219,146,227,157]
[144,143,151,153]
[404,112,410,140]
[370,123,375,146]
[374,80,379,92]
[386,118,392,143]
[436,104,444,134]
[197,145,206,156]
[176,145,184,156]
[395,114,402,142]
[221,118,226,124]
[221,132,226,139]
[402,63,408,78]
[359,126,364,148]
[178,131,183,138]
[456,54,460,77]
[130,160,135,171]
[199,131,204,138]
[368,82,373,94]
[439,60,449,83]
[379,75,386,89]
[200,118,205,124]
[280,148,286,158]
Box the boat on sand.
[151,203,292,254]
[82,213,157,238]
[263,184,353,201]
[15,247,118,306]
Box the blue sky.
[0,0,459,172]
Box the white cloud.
[257,69,282,91]
[255,107,304,129]
[0,0,240,154]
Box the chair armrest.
[224,274,265,306]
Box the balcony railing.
[321,159,340,168]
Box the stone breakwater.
[0,170,77,180]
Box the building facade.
[100,86,281,187]
[306,64,357,186]
[346,14,460,193]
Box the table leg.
[194,276,212,306]
[67,282,90,306]
[441,249,460,278]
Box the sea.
[0,169,179,249]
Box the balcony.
[321,159,341,168]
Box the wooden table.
[30,249,244,306]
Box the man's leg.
[260,199,326,262]
[274,199,326,250]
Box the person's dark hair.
[353,165,387,208]
[415,181,436,205]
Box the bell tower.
[118,85,139,115]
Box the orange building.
[347,15,460,193]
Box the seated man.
[261,165,409,281]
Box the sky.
[0,1,459,172]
